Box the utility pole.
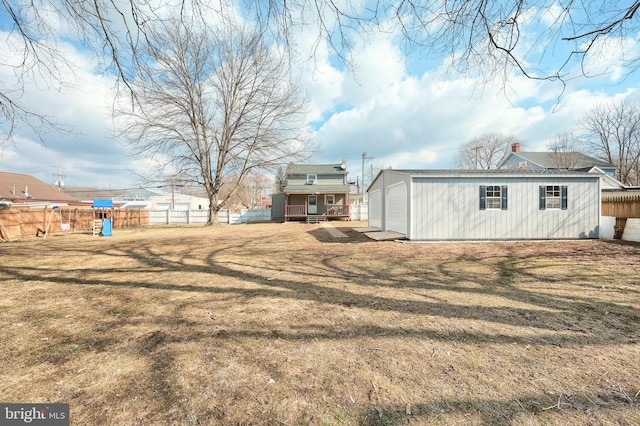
[53,166,65,189]
[472,146,481,169]
[361,152,374,194]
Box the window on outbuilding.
[479,185,508,210]
[539,185,568,210]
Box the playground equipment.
[61,208,71,233]
[93,199,113,236]
[36,205,59,238]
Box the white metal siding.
[387,183,407,235]
[411,176,600,240]
[369,190,382,228]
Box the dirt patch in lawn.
[1,222,639,425]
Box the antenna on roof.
[53,166,65,189]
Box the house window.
[479,185,507,210]
[486,186,502,209]
[326,194,335,204]
[539,185,567,210]
[306,174,317,184]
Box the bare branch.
[117,19,311,224]
[456,132,524,169]
[583,98,640,185]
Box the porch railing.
[326,204,349,216]
[286,205,307,216]
[286,204,349,217]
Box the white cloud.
[310,40,639,183]
[0,30,151,188]
[339,35,407,104]
[579,34,640,83]
[3,5,640,191]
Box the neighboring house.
[592,167,626,191]
[272,162,351,222]
[368,169,602,241]
[0,171,81,206]
[64,186,211,210]
[498,143,618,178]
[111,187,162,209]
[149,192,210,211]
[62,186,128,201]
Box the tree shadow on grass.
[2,236,639,348]
[2,231,640,423]
[356,390,639,425]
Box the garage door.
[387,183,407,235]
[369,190,382,228]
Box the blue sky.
[1,1,640,190]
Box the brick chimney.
[512,143,520,153]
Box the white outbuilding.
[367,169,602,241]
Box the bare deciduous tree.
[583,99,640,185]
[456,133,523,169]
[117,21,311,224]
[547,131,585,170]
[4,1,640,143]
[222,172,273,210]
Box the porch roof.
[284,184,351,195]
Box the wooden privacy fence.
[602,194,640,234]
[0,207,149,241]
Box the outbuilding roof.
[368,168,603,191]
[381,168,601,177]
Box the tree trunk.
[206,202,220,226]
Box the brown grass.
[1,222,639,425]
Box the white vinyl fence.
[349,203,368,221]
[150,204,367,225]
[149,208,272,225]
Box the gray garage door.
[369,189,382,229]
[387,183,407,235]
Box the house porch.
[285,193,350,221]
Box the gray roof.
[387,168,601,177]
[288,163,347,175]
[505,152,615,169]
[369,168,602,189]
[284,184,351,194]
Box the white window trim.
[485,185,502,210]
[545,185,562,209]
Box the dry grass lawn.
[1,222,639,425]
